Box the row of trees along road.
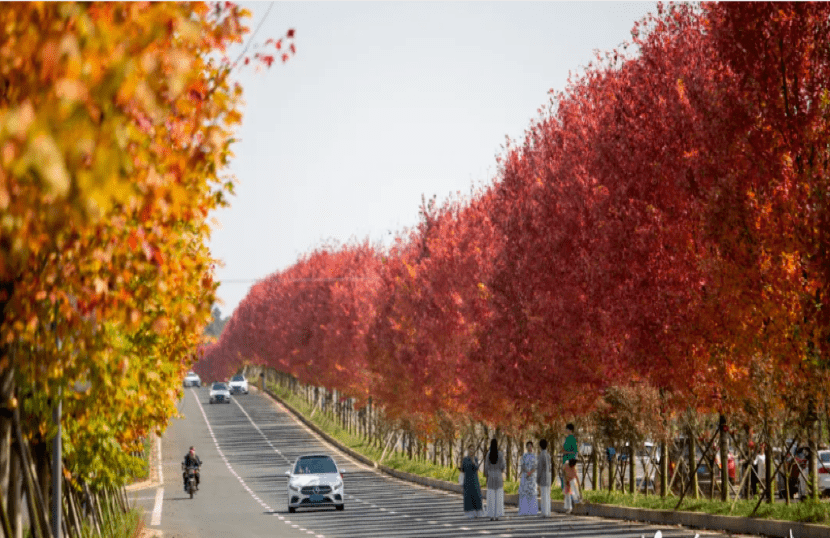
[0,3,294,537]
[199,2,830,506]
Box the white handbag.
[458,471,465,485]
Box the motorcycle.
[183,463,200,499]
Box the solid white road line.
[150,487,164,526]
[150,435,164,526]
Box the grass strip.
[585,490,830,525]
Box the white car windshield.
[232,375,244,381]
[212,383,227,390]
[294,457,337,474]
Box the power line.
[232,1,275,69]
[221,277,380,284]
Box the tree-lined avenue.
[132,388,748,538]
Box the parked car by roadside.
[818,450,830,497]
[791,447,830,499]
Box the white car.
[208,382,230,404]
[183,371,201,387]
[228,374,248,395]
[796,449,830,497]
[819,450,830,496]
[286,454,345,513]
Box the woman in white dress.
[483,439,506,521]
[537,439,552,516]
[517,441,538,515]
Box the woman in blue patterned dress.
[517,441,538,515]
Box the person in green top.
[561,423,577,487]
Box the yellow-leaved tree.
[0,2,295,536]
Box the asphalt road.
[130,388,747,538]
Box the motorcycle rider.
[182,446,202,491]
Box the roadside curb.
[263,387,826,538]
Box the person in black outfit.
[182,446,202,491]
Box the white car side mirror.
[285,470,291,476]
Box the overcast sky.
[211,1,658,315]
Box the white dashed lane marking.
[191,389,326,538]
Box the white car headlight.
[333,480,343,490]
[288,483,300,492]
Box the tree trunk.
[9,446,21,538]
[13,406,49,538]
[628,442,635,494]
[448,437,453,469]
[84,484,102,537]
[609,450,616,492]
[60,492,70,538]
[440,438,445,467]
[33,437,50,526]
[378,430,398,464]
[0,477,14,538]
[64,478,81,538]
[0,362,13,500]
[90,489,103,536]
[591,447,599,491]
[103,487,115,534]
[688,428,699,500]
[367,398,372,442]
[505,437,512,482]
[809,422,819,501]
[719,415,729,501]
[764,436,775,504]
[660,440,669,498]
[1,356,16,538]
